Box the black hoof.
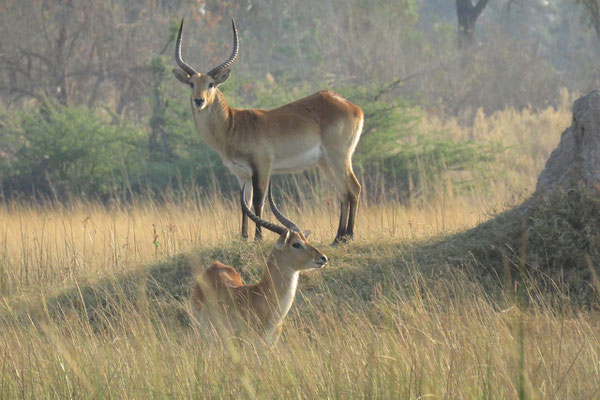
[331,235,352,246]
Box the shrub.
[339,83,501,201]
[0,101,144,200]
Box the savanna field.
[3,95,600,399]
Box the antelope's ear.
[213,68,231,86]
[172,69,191,85]
[275,230,291,249]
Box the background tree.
[0,0,167,114]
[575,0,600,41]
[456,0,490,48]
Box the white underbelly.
[272,146,321,173]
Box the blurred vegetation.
[338,84,502,202]
[0,0,598,201]
[0,101,144,200]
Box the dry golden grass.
[1,254,599,399]
[2,101,597,399]
[0,187,503,299]
[421,87,573,196]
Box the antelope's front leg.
[238,177,253,240]
[251,171,270,241]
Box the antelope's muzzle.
[194,97,205,108]
[313,255,328,268]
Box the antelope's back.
[192,261,244,309]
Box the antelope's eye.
[292,243,302,249]
[208,82,215,89]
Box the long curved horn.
[207,19,239,78]
[268,182,301,233]
[175,19,198,77]
[240,184,287,236]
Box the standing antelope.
[173,19,364,243]
[192,184,327,343]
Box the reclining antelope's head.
[241,184,328,272]
[172,19,238,111]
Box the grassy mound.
[412,187,600,305]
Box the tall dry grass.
[0,190,498,299]
[1,100,595,399]
[1,256,599,398]
[421,87,573,196]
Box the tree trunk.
[456,0,490,48]
[149,85,173,162]
[590,0,600,41]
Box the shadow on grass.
[1,244,260,330]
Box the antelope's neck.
[258,255,300,321]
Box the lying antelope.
[191,184,327,343]
[173,19,363,243]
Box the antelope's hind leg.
[333,197,350,244]
[321,161,361,244]
[343,168,361,240]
